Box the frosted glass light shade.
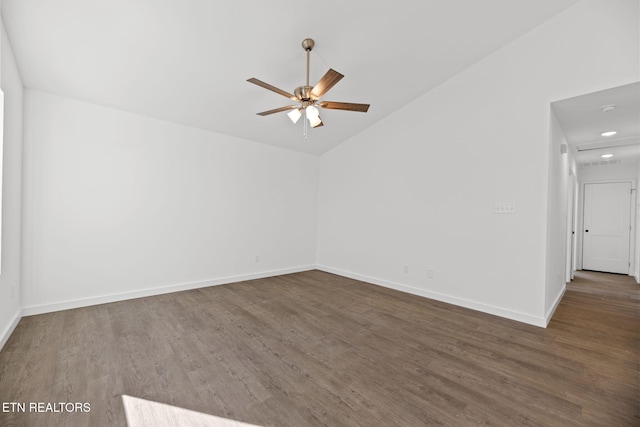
[306,105,322,127]
[309,115,322,127]
[305,105,319,120]
[287,108,302,124]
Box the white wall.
[0,18,24,350]
[317,0,639,326]
[545,109,575,319]
[636,158,640,282]
[21,91,318,313]
[4,0,639,338]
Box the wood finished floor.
[567,270,639,300]
[0,270,638,426]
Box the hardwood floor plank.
[0,270,638,426]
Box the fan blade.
[257,105,299,116]
[247,78,296,100]
[317,101,370,112]
[311,69,344,99]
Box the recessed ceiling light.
[601,153,614,158]
[600,131,617,137]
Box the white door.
[582,182,632,274]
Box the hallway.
[567,270,640,300]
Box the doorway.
[582,181,632,274]
[551,82,640,282]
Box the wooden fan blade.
[256,105,299,116]
[317,101,370,112]
[247,78,296,100]
[310,69,344,99]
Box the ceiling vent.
[578,159,620,168]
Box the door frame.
[566,172,577,282]
[576,178,637,275]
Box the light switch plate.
[495,202,516,214]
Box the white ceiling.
[552,82,640,167]
[2,0,580,155]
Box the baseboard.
[22,265,316,317]
[316,265,547,327]
[0,309,22,352]
[544,284,566,326]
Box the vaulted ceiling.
[2,0,580,155]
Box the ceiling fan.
[247,38,369,131]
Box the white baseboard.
[22,265,315,317]
[545,285,566,326]
[0,309,22,352]
[316,265,547,327]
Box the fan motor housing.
[294,85,316,101]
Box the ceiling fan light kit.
[287,108,302,124]
[247,38,370,138]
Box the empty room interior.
[0,1,639,426]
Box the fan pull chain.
[304,110,308,140]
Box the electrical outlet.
[427,269,435,279]
[403,264,409,274]
[11,286,14,298]
[255,255,260,263]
